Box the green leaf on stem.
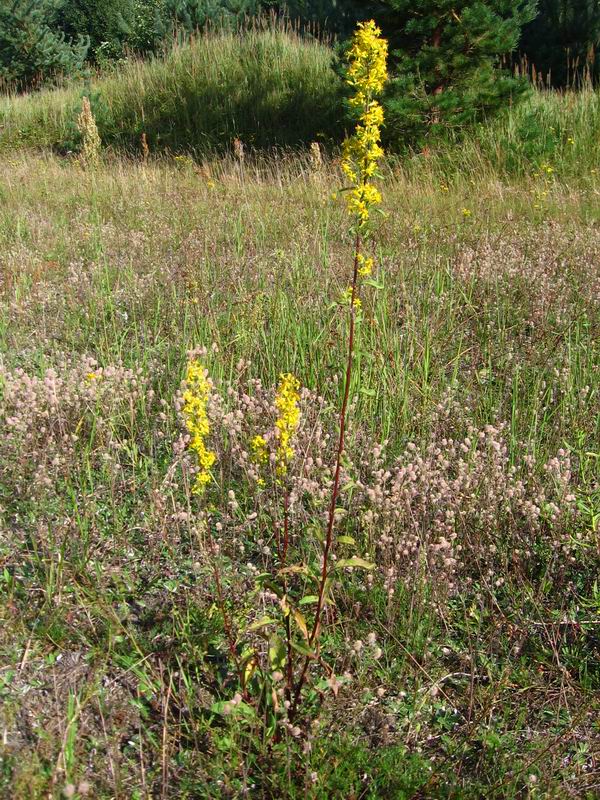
[334,557,375,571]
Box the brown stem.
[289,231,362,719]
[282,491,290,564]
[281,492,294,703]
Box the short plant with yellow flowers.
[274,372,301,473]
[182,360,216,493]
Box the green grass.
[0,150,598,798]
[0,25,343,156]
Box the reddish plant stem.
[289,231,362,719]
[280,491,294,702]
[282,491,290,564]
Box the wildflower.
[251,434,268,464]
[341,287,362,309]
[359,257,374,276]
[76,97,101,169]
[274,373,301,473]
[567,136,575,145]
[461,208,472,218]
[183,360,216,493]
[309,141,323,170]
[340,20,388,228]
[251,434,269,483]
[86,372,99,381]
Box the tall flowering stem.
[291,20,387,717]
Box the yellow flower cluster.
[251,434,268,464]
[341,20,388,227]
[340,287,362,309]
[183,360,216,493]
[274,373,301,473]
[345,20,388,106]
[357,254,374,277]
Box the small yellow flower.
[357,253,374,277]
[567,137,575,145]
[274,374,301,474]
[86,372,99,381]
[251,434,269,464]
[341,287,362,309]
[461,208,472,218]
[440,183,449,193]
[183,360,216,493]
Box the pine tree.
[158,0,261,38]
[52,0,137,63]
[273,0,365,34]
[375,0,537,146]
[0,0,88,91]
[519,0,600,87]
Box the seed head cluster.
[76,96,102,168]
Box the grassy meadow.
[0,27,599,800]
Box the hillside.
[0,27,343,155]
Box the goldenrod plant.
[182,360,216,493]
[180,20,388,739]
[289,18,388,719]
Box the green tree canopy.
[372,0,537,147]
[0,0,88,91]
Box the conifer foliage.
[0,0,88,91]
[519,0,600,87]
[370,0,537,145]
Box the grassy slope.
[2,28,600,178]
[0,151,598,797]
[0,28,343,155]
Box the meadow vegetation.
[1,25,600,177]
[0,22,599,800]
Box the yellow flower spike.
[274,373,301,474]
[340,20,388,229]
[183,360,216,493]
